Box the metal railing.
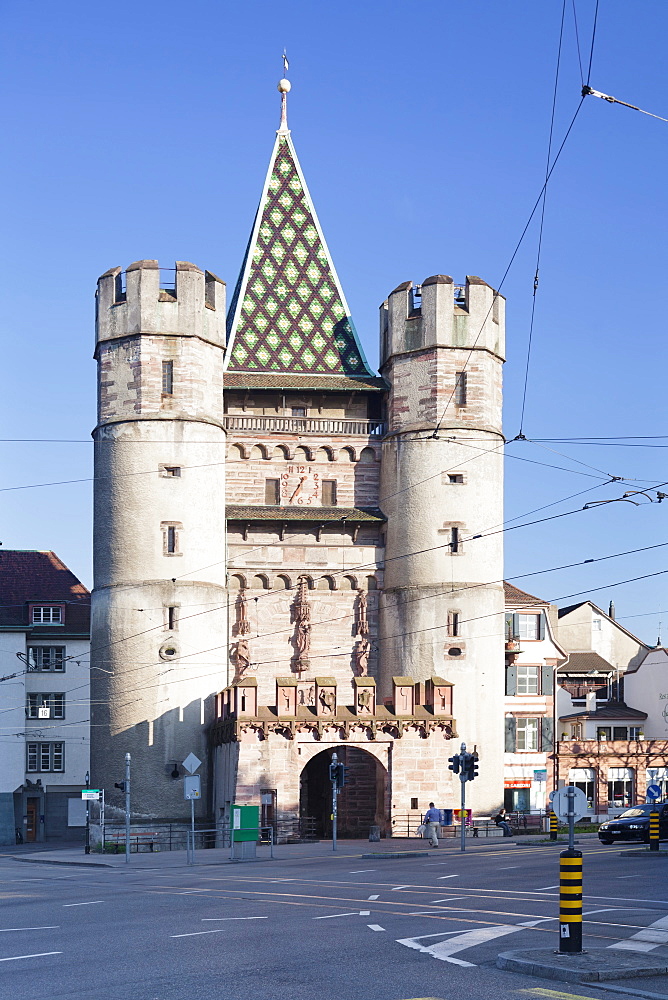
[223,415,385,437]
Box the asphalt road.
[1,839,668,1000]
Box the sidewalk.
[0,834,533,870]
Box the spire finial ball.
[278,78,291,93]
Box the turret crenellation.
[95,259,226,349]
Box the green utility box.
[231,804,259,843]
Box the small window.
[450,527,460,553]
[321,480,337,506]
[455,371,467,406]
[592,618,602,631]
[291,407,307,417]
[448,474,464,484]
[613,726,628,740]
[516,665,539,695]
[629,726,642,740]
[517,613,541,640]
[32,606,62,625]
[160,465,181,478]
[162,360,174,395]
[447,611,460,637]
[167,606,177,631]
[28,742,64,772]
[410,797,419,810]
[570,723,583,739]
[167,526,176,553]
[516,717,539,751]
[597,727,611,741]
[265,479,280,505]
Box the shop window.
[608,768,634,809]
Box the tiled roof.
[559,651,616,674]
[224,372,387,392]
[560,702,648,722]
[0,550,90,630]
[225,130,375,379]
[226,505,385,523]
[504,582,549,606]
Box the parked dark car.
[598,804,668,844]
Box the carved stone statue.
[233,637,251,682]
[357,687,372,714]
[292,576,312,674]
[319,688,335,715]
[355,589,369,637]
[355,637,371,676]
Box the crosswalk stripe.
[609,913,668,952]
[397,923,523,966]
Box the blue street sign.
[646,783,662,801]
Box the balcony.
[223,415,385,437]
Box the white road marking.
[392,885,411,890]
[397,924,523,966]
[349,870,376,874]
[200,917,269,922]
[368,895,379,900]
[0,952,62,963]
[368,924,385,931]
[610,914,668,953]
[63,901,105,907]
[313,912,358,920]
[0,926,59,933]
[430,897,470,903]
[499,866,519,870]
[437,875,459,880]
[359,910,371,916]
[173,918,269,938]
[535,885,559,891]
[518,918,555,926]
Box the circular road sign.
[552,785,589,823]
[646,784,662,801]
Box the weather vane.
[277,50,291,133]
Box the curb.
[620,849,668,857]
[361,851,426,859]
[10,856,113,868]
[497,948,668,983]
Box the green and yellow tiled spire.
[225,75,374,377]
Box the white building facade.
[0,551,90,844]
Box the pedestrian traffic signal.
[448,754,460,774]
[329,762,347,787]
[339,765,349,788]
[114,781,127,792]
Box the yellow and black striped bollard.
[550,811,558,841]
[559,848,583,953]
[650,810,660,852]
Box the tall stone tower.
[91,260,227,820]
[378,276,506,811]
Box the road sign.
[552,785,588,823]
[182,753,201,775]
[81,789,100,800]
[184,775,201,800]
[646,783,662,801]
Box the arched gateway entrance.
[299,746,388,838]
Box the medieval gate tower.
[91,76,506,831]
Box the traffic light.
[448,754,460,774]
[328,762,338,784]
[329,762,348,787]
[465,753,479,781]
[339,764,349,788]
[114,781,126,792]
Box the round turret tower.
[378,275,506,812]
[91,259,227,821]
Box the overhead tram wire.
[571,0,585,88]
[517,0,567,437]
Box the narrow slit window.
[161,465,181,478]
[448,474,464,484]
[168,606,177,631]
[321,480,337,506]
[450,526,460,553]
[265,479,280,505]
[455,371,467,406]
[447,611,460,637]
[162,360,174,395]
[167,526,177,553]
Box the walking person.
[494,807,512,837]
[424,802,441,847]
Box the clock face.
[280,465,320,505]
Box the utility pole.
[84,770,90,854]
[459,743,467,854]
[124,753,131,864]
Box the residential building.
[0,551,90,844]
[503,583,566,814]
[90,76,506,836]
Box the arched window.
[272,445,289,461]
[294,445,310,463]
[275,574,291,590]
[338,447,355,463]
[229,574,246,591]
[252,574,269,590]
[250,444,268,460]
[315,446,333,463]
[230,443,245,460]
[359,447,376,464]
[340,575,357,590]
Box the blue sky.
[1,1,667,642]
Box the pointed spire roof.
[225,80,375,379]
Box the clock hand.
[289,476,308,501]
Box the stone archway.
[299,745,388,838]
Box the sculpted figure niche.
[292,576,311,675]
[233,589,252,682]
[354,588,371,676]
